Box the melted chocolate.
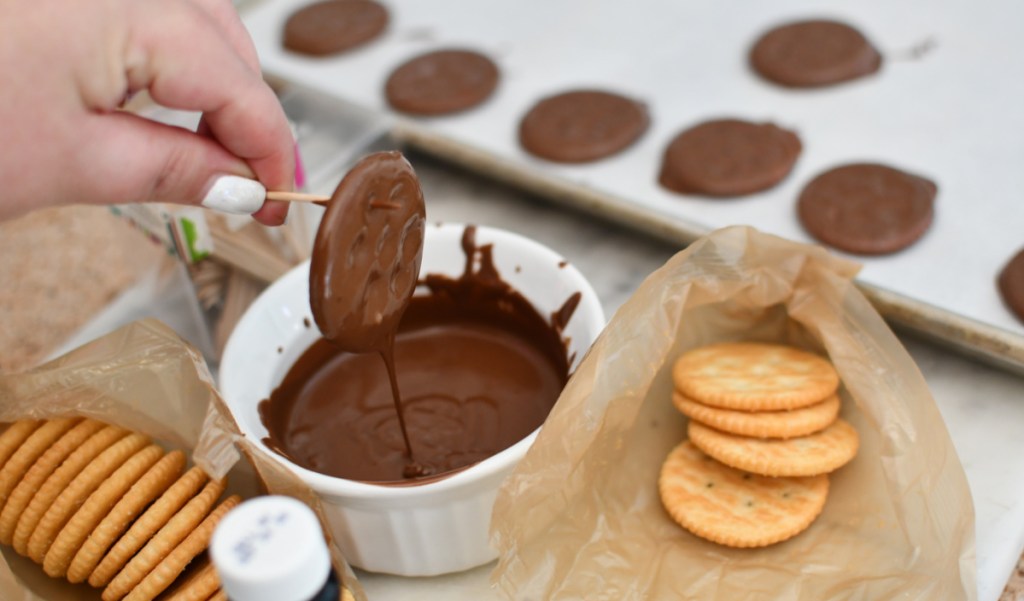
[262,226,579,483]
[552,292,582,332]
[308,151,425,472]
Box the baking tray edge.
[392,120,1024,376]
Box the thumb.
[77,111,287,225]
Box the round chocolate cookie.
[283,0,388,57]
[797,163,937,255]
[998,248,1024,324]
[658,119,802,197]
[750,19,882,88]
[385,49,499,116]
[518,90,649,163]
[309,151,425,352]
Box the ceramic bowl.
[220,222,605,576]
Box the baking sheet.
[240,0,1024,367]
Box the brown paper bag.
[0,319,364,601]
[490,226,976,600]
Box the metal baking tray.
[245,0,1024,373]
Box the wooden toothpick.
[265,191,331,203]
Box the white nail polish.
[201,176,266,214]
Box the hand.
[0,0,294,226]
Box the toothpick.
[265,191,331,203]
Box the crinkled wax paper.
[0,319,362,601]
[491,226,975,601]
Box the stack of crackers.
[0,417,238,601]
[659,342,859,548]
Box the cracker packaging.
[0,320,364,601]
[491,226,975,600]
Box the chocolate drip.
[307,152,425,469]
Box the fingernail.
[201,175,266,214]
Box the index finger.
[126,0,295,194]
[187,0,261,72]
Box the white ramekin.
[220,223,605,577]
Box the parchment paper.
[0,319,363,601]
[490,226,976,600]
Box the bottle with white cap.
[210,495,341,601]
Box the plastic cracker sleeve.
[0,319,364,601]
[490,226,976,601]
